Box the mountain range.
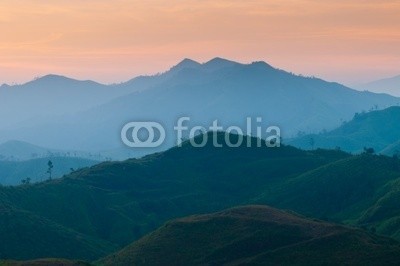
[289,106,400,154]
[0,73,153,131]
[2,133,400,263]
[3,58,400,265]
[0,58,399,158]
[0,140,128,162]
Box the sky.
[0,0,399,86]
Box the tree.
[363,147,375,155]
[309,137,315,150]
[21,177,31,185]
[47,160,54,180]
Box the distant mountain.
[170,58,202,72]
[2,58,399,154]
[0,140,110,162]
[0,156,98,185]
[381,141,400,156]
[288,106,400,153]
[358,75,400,96]
[0,140,54,160]
[0,75,108,130]
[100,206,400,266]
[0,73,155,131]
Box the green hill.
[0,134,349,260]
[99,205,400,266]
[2,133,400,261]
[0,203,115,261]
[289,106,400,154]
[257,154,400,233]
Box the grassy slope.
[256,154,400,236]
[289,106,400,153]
[0,203,115,261]
[0,134,349,260]
[4,134,400,261]
[99,205,400,266]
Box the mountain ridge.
[0,58,399,156]
[99,205,400,266]
[1,133,400,260]
[359,75,400,96]
[289,106,400,153]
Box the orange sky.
[0,0,399,86]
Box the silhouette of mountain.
[170,58,202,72]
[202,57,240,70]
[0,140,53,160]
[24,74,102,88]
[0,75,109,130]
[1,58,399,156]
[0,74,150,130]
[359,75,400,96]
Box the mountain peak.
[250,60,274,69]
[23,74,103,88]
[25,74,75,86]
[170,58,201,72]
[203,57,239,70]
[0,83,10,89]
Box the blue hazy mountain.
[0,140,99,185]
[358,75,400,96]
[381,141,400,156]
[289,106,400,154]
[0,74,153,130]
[0,140,54,161]
[0,58,399,157]
[0,140,111,162]
[0,156,98,185]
